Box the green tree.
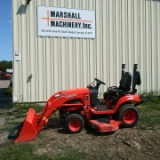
[0,60,12,71]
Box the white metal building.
[13,0,160,102]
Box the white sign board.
[37,6,95,38]
[14,52,21,61]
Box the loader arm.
[9,96,70,143]
[37,96,67,130]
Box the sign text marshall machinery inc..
[50,11,92,29]
[37,6,95,38]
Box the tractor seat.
[107,87,123,93]
[103,72,132,100]
[110,72,131,93]
[117,72,132,92]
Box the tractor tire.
[117,104,139,128]
[65,114,84,133]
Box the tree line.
[0,61,12,72]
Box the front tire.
[65,114,84,133]
[117,104,139,128]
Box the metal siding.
[13,0,160,102]
[146,0,152,92]
[158,3,160,92]
[151,1,159,92]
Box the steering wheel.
[94,78,106,85]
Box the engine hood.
[60,88,89,98]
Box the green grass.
[0,142,52,160]
[137,93,160,129]
[15,103,43,113]
[2,121,21,131]
[5,87,12,95]
[13,103,43,118]
[52,150,85,160]
[0,142,85,160]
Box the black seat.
[109,72,131,93]
[118,72,132,92]
[103,72,132,103]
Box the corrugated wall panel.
[139,0,146,93]
[158,3,160,93]
[146,0,152,92]
[13,0,160,102]
[151,1,159,92]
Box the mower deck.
[88,118,121,133]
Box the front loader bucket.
[8,108,39,143]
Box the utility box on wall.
[12,0,160,102]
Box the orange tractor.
[8,64,143,143]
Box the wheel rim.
[69,119,81,132]
[122,110,136,124]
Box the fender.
[113,94,142,111]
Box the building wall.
[12,0,160,102]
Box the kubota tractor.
[8,64,143,143]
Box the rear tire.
[65,114,84,133]
[117,104,139,128]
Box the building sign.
[14,51,21,61]
[37,6,95,38]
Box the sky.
[0,0,12,61]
